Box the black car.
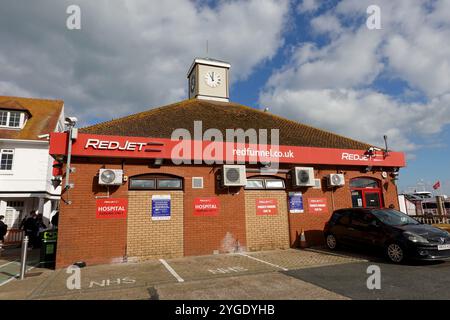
[324,208,450,263]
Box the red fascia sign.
[307,198,328,214]
[193,197,219,216]
[96,198,128,219]
[256,199,278,215]
[49,132,406,167]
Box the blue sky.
[0,0,449,194]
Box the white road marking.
[159,259,184,283]
[0,260,19,268]
[0,264,38,287]
[238,253,289,271]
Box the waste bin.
[40,230,57,269]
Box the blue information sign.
[289,192,304,213]
[151,195,171,220]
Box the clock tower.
[187,57,230,102]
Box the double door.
[351,189,383,208]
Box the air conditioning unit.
[292,167,315,187]
[327,174,345,187]
[98,169,123,185]
[222,165,247,186]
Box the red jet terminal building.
[49,58,406,268]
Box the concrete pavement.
[0,248,361,300]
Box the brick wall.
[56,161,127,268]
[55,159,400,268]
[127,191,183,261]
[287,167,400,247]
[244,191,290,251]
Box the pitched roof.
[81,99,371,150]
[0,96,64,141]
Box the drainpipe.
[63,118,78,204]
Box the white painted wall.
[0,141,61,194]
[0,104,65,231]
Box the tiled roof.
[0,96,63,141]
[81,99,371,150]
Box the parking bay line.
[237,253,289,271]
[159,259,184,283]
[0,260,19,269]
[0,264,38,287]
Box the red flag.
[433,181,440,190]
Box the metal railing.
[4,229,24,244]
[410,215,450,225]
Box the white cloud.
[0,0,289,125]
[260,0,450,153]
[297,0,321,13]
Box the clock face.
[204,71,222,88]
[190,74,196,93]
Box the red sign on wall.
[96,198,128,219]
[307,198,328,213]
[256,199,278,215]
[49,132,406,167]
[194,197,220,216]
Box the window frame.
[244,177,286,190]
[129,174,183,191]
[0,149,14,172]
[0,110,25,129]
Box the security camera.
[367,147,382,153]
[391,172,399,177]
[65,117,78,125]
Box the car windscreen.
[371,209,420,226]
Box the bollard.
[19,236,29,280]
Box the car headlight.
[403,231,429,244]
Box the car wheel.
[386,243,404,263]
[326,234,338,250]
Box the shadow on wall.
[292,230,326,248]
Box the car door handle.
[348,227,355,231]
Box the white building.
[0,96,65,242]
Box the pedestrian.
[22,211,38,249]
[0,216,8,251]
[34,214,47,248]
[51,211,59,229]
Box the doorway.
[350,178,383,208]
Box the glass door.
[363,191,382,208]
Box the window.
[129,174,183,190]
[9,112,21,127]
[0,110,24,128]
[0,111,7,126]
[0,149,14,171]
[129,179,156,189]
[245,179,264,189]
[245,177,285,190]
[351,211,376,227]
[350,178,379,188]
[157,179,182,189]
[265,179,285,189]
[192,177,203,189]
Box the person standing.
[22,212,38,249]
[51,211,59,229]
[0,216,8,251]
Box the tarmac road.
[284,248,450,300]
